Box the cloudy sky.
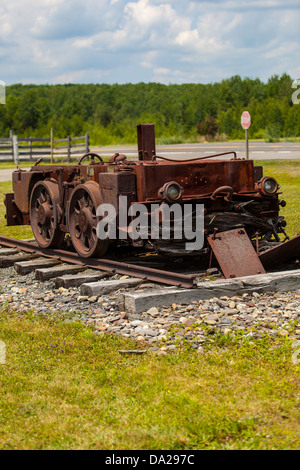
[0,0,299,86]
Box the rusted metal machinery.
[4,124,299,278]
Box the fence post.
[67,136,71,163]
[29,137,32,160]
[9,130,13,160]
[50,128,54,163]
[12,135,19,165]
[10,130,13,160]
[85,132,89,153]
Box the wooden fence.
[0,136,13,159]
[0,131,90,164]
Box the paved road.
[0,169,15,182]
[0,141,299,182]
[90,141,300,160]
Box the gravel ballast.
[0,265,299,353]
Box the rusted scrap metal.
[259,234,300,270]
[3,123,293,277]
[207,228,266,279]
[137,123,156,161]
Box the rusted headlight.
[256,177,279,196]
[158,181,183,202]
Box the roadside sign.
[241,111,251,160]
[241,111,251,129]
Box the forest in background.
[0,74,299,145]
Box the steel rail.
[0,235,196,288]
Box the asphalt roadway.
[91,140,300,160]
[0,141,299,182]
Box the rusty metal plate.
[207,228,266,279]
[259,235,300,270]
[137,123,156,161]
[134,159,255,202]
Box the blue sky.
[0,0,299,85]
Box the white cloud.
[0,0,299,85]
[73,38,95,48]
[154,67,170,75]
[175,30,200,47]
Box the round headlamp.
[158,181,183,202]
[259,177,279,195]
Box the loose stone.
[0,264,299,353]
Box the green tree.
[196,115,219,139]
[1,75,299,144]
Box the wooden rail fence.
[0,136,13,159]
[0,131,89,164]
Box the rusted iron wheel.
[30,180,64,248]
[68,181,109,258]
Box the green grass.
[254,160,300,237]
[0,156,111,170]
[0,181,33,239]
[0,309,300,450]
[0,161,71,169]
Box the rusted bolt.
[212,227,218,240]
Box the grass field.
[253,160,300,238]
[0,159,299,450]
[0,309,299,450]
[0,181,33,239]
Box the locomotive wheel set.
[4,124,300,279]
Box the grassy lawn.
[0,181,33,239]
[254,160,300,238]
[0,157,111,170]
[0,309,300,450]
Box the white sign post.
[241,111,251,160]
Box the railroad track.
[0,235,200,289]
[0,234,299,318]
[0,235,298,298]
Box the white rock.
[147,307,159,316]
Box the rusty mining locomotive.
[4,124,296,277]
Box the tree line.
[0,74,299,145]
